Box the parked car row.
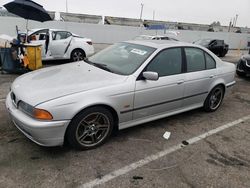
[20,28,230,63]
[6,40,236,150]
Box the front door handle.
[177,80,184,85]
[209,75,215,78]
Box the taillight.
[87,41,92,45]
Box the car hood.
[11,62,128,106]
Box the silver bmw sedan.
[6,40,236,150]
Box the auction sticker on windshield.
[131,49,147,55]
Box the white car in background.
[26,29,94,61]
[135,35,179,41]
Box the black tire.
[66,106,114,150]
[236,70,246,77]
[220,52,226,57]
[204,85,224,112]
[70,49,86,62]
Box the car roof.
[125,40,196,49]
[29,28,71,33]
[197,38,222,41]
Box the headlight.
[18,101,53,120]
[245,60,250,68]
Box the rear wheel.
[204,85,224,112]
[66,107,114,150]
[70,49,86,62]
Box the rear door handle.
[177,80,184,85]
[209,75,215,78]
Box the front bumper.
[5,93,70,147]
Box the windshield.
[88,42,156,75]
[194,39,211,46]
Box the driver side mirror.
[143,71,159,81]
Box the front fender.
[36,92,121,121]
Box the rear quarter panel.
[209,61,236,93]
[66,37,94,57]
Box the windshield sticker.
[130,49,147,56]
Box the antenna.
[66,0,68,13]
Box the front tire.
[204,85,224,112]
[66,107,114,150]
[70,49,86,62]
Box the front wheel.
[204,85,224,112]
[70,49,86,62]
[66,107,114,150]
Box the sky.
[0,0,249,27]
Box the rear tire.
[66,107,114,150]
[70,49,86,62]
[204,85,224,112]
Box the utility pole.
[232,17,235,27]
[140,3,144,20]
[235,14,238,27]
[153,10,155,20]
[66,0,68,13]
[228,18,232,32]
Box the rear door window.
[185,48,206,72]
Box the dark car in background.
[236,54,250,77]
[193,39,229,57]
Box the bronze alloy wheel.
[204,85,224,112]
[66,107,114,150]
[209,87,223,110]
[76,112,111,147]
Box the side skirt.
[118,103,204,130]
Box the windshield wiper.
[84,57,93,64]
[92,63,114,73]
[84,58,114,73]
